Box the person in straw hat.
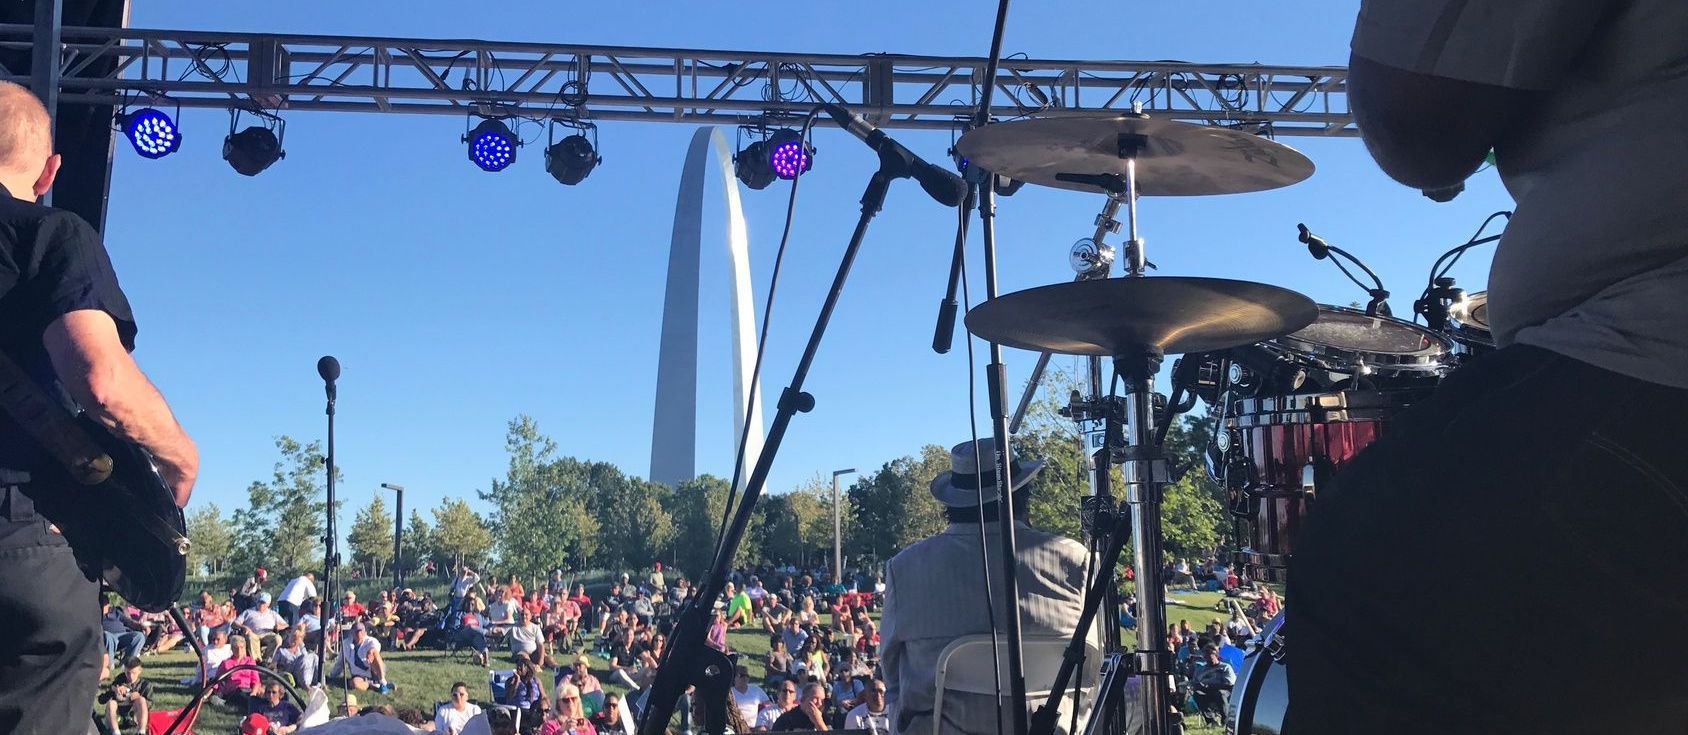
[879,437,1092,735]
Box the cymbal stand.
[1032,137,1175,735]
[1114,134,1175,735]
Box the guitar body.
[18,413,188,612]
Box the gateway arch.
[649,127,765,489]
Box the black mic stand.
[637,148,931,735]
[317,378,337,676]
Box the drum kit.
[952,111,1499,735]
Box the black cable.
[713,106,825,569]
[1414,210,1512,321]
[1326,252,1374,297]
[955,181,1006,735]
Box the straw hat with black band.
[928,436,1046,509]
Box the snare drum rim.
[1267,305,1451,374]
[1447,290,1495,349]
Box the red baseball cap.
[240,713,270,735]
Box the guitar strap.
[0,350,112,485]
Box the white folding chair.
[932,634,1103,735]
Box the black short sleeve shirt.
[0,185,136,467]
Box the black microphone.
[822,104,967,206]
[317,355,340,402]
[1297,223,1330,260]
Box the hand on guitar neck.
[44,310,198,506]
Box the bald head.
[0,82,52,173]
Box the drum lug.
[1264,630,1287,663]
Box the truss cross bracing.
[0,24,1355,137]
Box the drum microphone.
[1297,223,1331,260]
[317,355,340,402]
[821,104,967,206]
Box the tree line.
[186,368,1228,586]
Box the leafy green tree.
[480,417,601,581]
[761,488,828,567]
[347,494,395,579]
[668,475,758,580]
[1161,474,1224,557]
[576,461,673,573]
[231,437,336,575]
[399,510,435,578]
[432,498,493,571]
[186,503,234,577]
[846,445,949,562]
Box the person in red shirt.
[566,584,591,612]
[340,591,368,620]
[508,575,526,602]
[524,591,547,620]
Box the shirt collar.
[941,520,1030,536]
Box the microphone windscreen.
[317,355,341,383]
[916,164,968,207]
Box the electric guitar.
[0,352,188,612]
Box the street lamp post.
[831,468,857,588]
[381,483,405,591]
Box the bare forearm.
[77,365,197,483]
[44,311,197,503]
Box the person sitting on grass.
[764,637,793,681]
[233,593,288,661]
[706,609,730,653]
[248,680,303,734]
[272,625,318,688]
[555,655,601,702]
[723,583,752,629]
[770,682,829,732]
[499,655,550,730]
[756,680,799,731]
[541,683,595,735]
[589,692,631,735]
[435,681,483,735]
[326,622,392,693]
[98,656,152,735]
[509,608,550,668]
[213,636,263,709]
[486,586,518,638]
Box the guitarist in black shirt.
[0,81,197,728]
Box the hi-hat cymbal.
[965,277,1318,356]
[955,116,1314,196]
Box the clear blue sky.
[108,1,1510,527]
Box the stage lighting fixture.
[223,126,285,176]
[767,128,813,180]
[465,118,518,172]
[545,134,601,185]
[123,108,182,159]
[734,140,777,190]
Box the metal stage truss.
[0,24,1356,136]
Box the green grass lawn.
[139,602,1235,733]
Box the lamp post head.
[381,483,405,492]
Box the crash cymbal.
[965,277,1318,356]
[955,116,1314,196]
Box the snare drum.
[1262,305,1451,380]
[1228,388,1423,582]
[1447,290,1494,355]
